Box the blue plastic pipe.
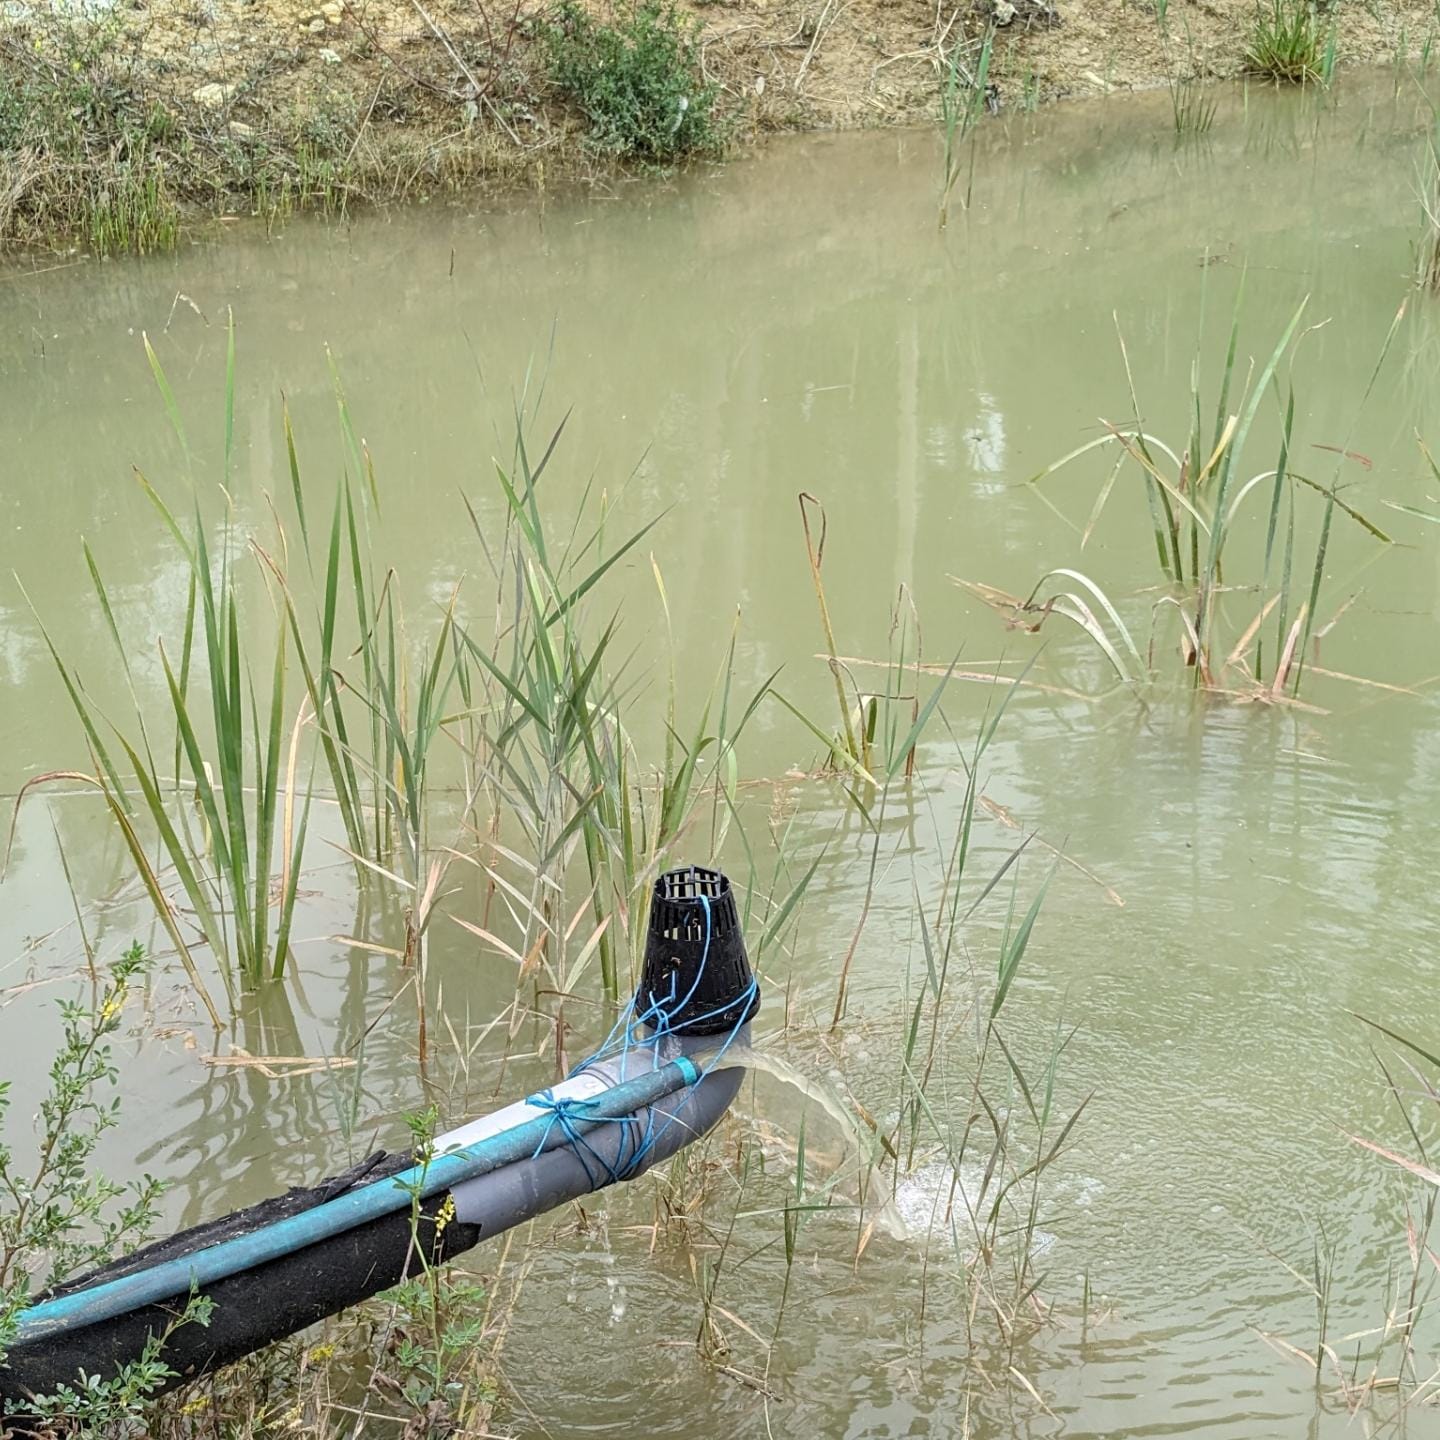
[14,1056,699,1345]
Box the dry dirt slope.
[15,0,1440,134]
[2,0,1438,252]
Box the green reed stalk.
[1291,301,1405,693]
[1419,115,1440,292]
[798,492,864,773]
[1256,384,1296,682]
[459,420,677,1005]
[939,26,994,230]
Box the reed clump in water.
[11,330,799,1025]
[450,402,781,1016]
[10,319,308,1020]
[958,295,1404,704]
[115,669,1079,1432]
[1148,1,1219,139]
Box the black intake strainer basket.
[637,866,759,1036]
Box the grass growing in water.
[13,335,793,1025]
[1150,5,1218,138]
[1417,110,1440,291]
[12,320,308,1016]
[1170,79,1219,138]
[791,492,958,790]
[5,333,1086,1428]
[960,297,1403,701]
[1287,1017,1440,1420]
[938,25,995,229]
[451,406,778,1012]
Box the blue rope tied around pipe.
[575,894,722,1077]
[524,1092,648,1187]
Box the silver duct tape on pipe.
[447,1029,749,1228]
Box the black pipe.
[2,1055,742,1406]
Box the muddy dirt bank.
[3,0,1438,252]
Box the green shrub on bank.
[543,1,722,162]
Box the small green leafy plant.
[0,943,214,1435]
[0,944,162,1325]
[8,1301,212,1440]
[544,0,722,162]
[377,1107,496,1428]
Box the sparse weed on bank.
[0,13,182,254]
[0,0,726,254]
[0,3,550,254]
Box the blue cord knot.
[525,1089,647,1186]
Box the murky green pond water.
[7,75,1440,1437]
